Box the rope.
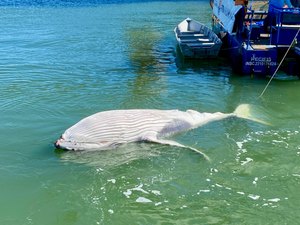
[259,28,300,98]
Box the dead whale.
[55,104,263,159]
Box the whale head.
[55,134,85,151]
[54,132,104,151]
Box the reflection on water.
[55,143,161,168]
[126,26,165,75]
[175,45,232,76]
[124,26,175,107]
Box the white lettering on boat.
[245,54,277,66]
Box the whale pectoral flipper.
[144,136,209,160]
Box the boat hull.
[211,5,300,77]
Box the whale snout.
[54,136,82,151]
[54,136,73,150]
[54,137,64,149]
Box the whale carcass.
[55,104,261,159]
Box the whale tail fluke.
[234,104,269,125]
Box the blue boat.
[211,0,300,77]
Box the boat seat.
[180,38,212,43]
[178,34,207,39]
[250,44,276,50]
[280,24,300,29]
[187,42,215,47]
[181,39,203,43]
[260,33,270,38]
[180,31,202,35]
[178,33,206,37]
[197,38,211,42]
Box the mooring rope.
[259,28,300,98]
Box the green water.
[1,1,300,224]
